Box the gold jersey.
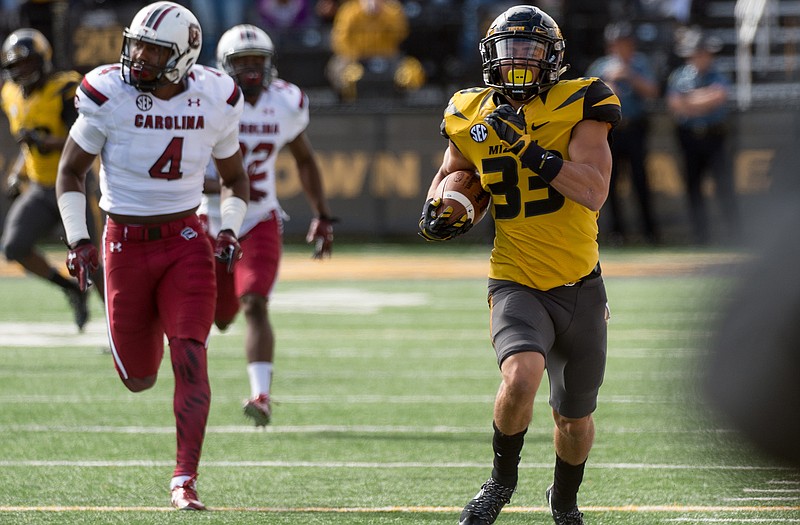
[442,78,621,290]
[1,71,81,187]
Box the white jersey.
[198,78,309,237]
[69,64,243,216]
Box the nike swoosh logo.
[531,121,549,131]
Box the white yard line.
[0,504,798,514]
[0,423,739,435]
[0,459,791,470]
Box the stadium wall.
[0,107,794,244]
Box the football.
[433,170,491,228]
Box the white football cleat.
[170,475,206,511]
[243,393,272,426]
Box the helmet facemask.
[3,55,46,90]
[216,24,276,98]
[480,5,566,102]
[482,33,563,102]
[121,37,182,92]
[1,28,53,93]
[222,51,274,97]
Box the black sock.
[48,269,76,290]
[490,421,526,488]
[552,454,586,512]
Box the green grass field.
[0,244,797,524]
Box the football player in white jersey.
[198,24,333,426]
[55,2,249,511]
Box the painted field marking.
[1,504,799,514]
[0,423,735,435]
[0,459,792,471]
[667,519,800,523]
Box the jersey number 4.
[149,137,184,180]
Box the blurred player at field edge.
[55,1,249,511]
[0,28,104,331]
[200,23,334,426]
[419,5,620,525]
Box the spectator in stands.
[326,0,425,101]
[257,0,321,52]
[314,0,341,25]
[666,27,740,245]
[257,0,314,32]
[189,0,252,65]
[587,21,661,245]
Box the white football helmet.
[216,24,275,94]
[120,1,202,92]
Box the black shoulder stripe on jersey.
[584,79,622,126]
[439,119,449,139]
[59,80,78,99]
[227,85,241,106]
[79,78,108,106]
[478,90,495,112]
[555,85,589,111]
[445,100,467,121]
[584,79,617,106]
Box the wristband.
[520,142,564,184]
[219,195,247,238]
[57,191,91,245]
[219,195,247,237]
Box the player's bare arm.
[426,141,477,199]
[202,176,221,195]
[549,119,613,211]
[214,150,250,204]
[288,132,330,218]
[56,136,95,196]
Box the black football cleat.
[546,484,585,525]
[458,478,515,524]
[64,285,89,332]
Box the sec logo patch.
[470,123,488,143]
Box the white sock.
[247,362,273,398]
[170,475,192,489]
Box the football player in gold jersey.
[0,28,103,331]
[419,6,621,525]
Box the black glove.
[485,104,563,184]
[306,216,335,259]
[5,172,23,200]
[16,129,46,153]
[66,239,99,292]
[418,197,473,242]
[214,229,242,274]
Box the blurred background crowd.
[4,0,798,107]
[0,0,799,246]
